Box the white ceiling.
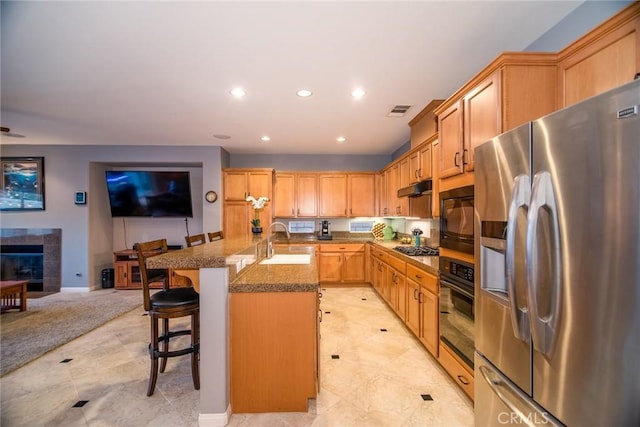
[1,1,584,155]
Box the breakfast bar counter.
[145,236,319,424]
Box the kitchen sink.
[259,254,311,265]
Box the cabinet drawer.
[370,247,405,273]
[439,343,474,401]
[319,243,364,253]
[406,264,438,294]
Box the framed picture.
[0,157,45,211]
[74,191,86,205]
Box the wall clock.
[205,190,218,203]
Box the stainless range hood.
[397,179,432,197]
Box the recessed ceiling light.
[336,136,347,143]
[296,89,313,98]
[230,87,246,97]
[213,134,231,140]
[261,135,271,142]
[351,88,366,98]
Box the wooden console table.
[1,280,28,312]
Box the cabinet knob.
[457,375,470,386]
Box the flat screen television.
[105,170,193,217]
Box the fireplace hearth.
[0,229,61,293]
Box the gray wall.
[0,145,224,290]
[526,1,632,51]
[229,153,390,171]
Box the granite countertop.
[230,245,318,293]
[145,233,438,293]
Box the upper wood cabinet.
[431,140,441,217]
[435,53,557,190]
[557,2,640,107]
[408,99,444,149]
[408,135,436,184]
[318,174,348,217]
[274,172,318,217]
[223,168,273,201]
[223,168,273,239]
[347,173,375,217]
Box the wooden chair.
[185,233,206,247]
[135,239,200,396]
[208,231,223,242]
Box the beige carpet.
[0,289,142,376]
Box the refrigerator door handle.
[479,363,561,427]
[506,174,531,342]
[526,171,562,357]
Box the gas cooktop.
[393,246,439,256]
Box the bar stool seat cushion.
[151,287,199,308]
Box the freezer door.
[474,124,532,395]
[475,353,561,427]
[529,80,640,426]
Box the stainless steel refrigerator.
[474,79,640,426]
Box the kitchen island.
[146,237,319,426]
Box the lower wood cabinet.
[230,291,318,412]
[317,243,365,284]
[439,342,474,400]
[113,250,168,289]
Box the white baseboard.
[198,404,231,427]
[60,286,91,293]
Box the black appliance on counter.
[317,220,332,240]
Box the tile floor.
[1,287,473,426]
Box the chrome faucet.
[266,222,290,258]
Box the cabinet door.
[377,172,387,217]
[318,252,342,282]
[419,143,432,180]
[347,173,375,217]
[342,251,366,283]
[420,288,439,357]
[386,164,399,216]
[319,174,347,217]
[387,268,400,309]
[224,171,249,200]
[247,171,272,199]
[432,141,441,217]
[463,72,500,172]
[409,150,421,184]
[224,202,250,239]
[114,261,129,288]
[398,158,410,216]
[406,279,421,336]
[274,173,295,217]
[438,100,464,179]
[297,174,318,217]
[396,272,407,321]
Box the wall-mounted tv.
[105,170,193,217]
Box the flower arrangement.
[246,195,269,228]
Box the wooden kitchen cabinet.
[431,140,441,217]
[317,243,365,284]
[557,2,640,107]
[406,264,439,357]
[223,168,273,239]
[113,250,168,289]
[318,174,348,217]
[274,172,318,217]
[230,291,318,412]
[439,343,474,401]
[435,53,557,191]
[223,168,273,201]
[408,136,436,184]
[347,173,376,217]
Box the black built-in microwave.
[440,185,474,254]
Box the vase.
[251,227,263,235]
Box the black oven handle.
[440,278,474,300]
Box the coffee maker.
[318,220,332,240]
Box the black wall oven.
[440,185,474,254]
[439,256,475,369]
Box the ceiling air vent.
[387,105,412,117]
